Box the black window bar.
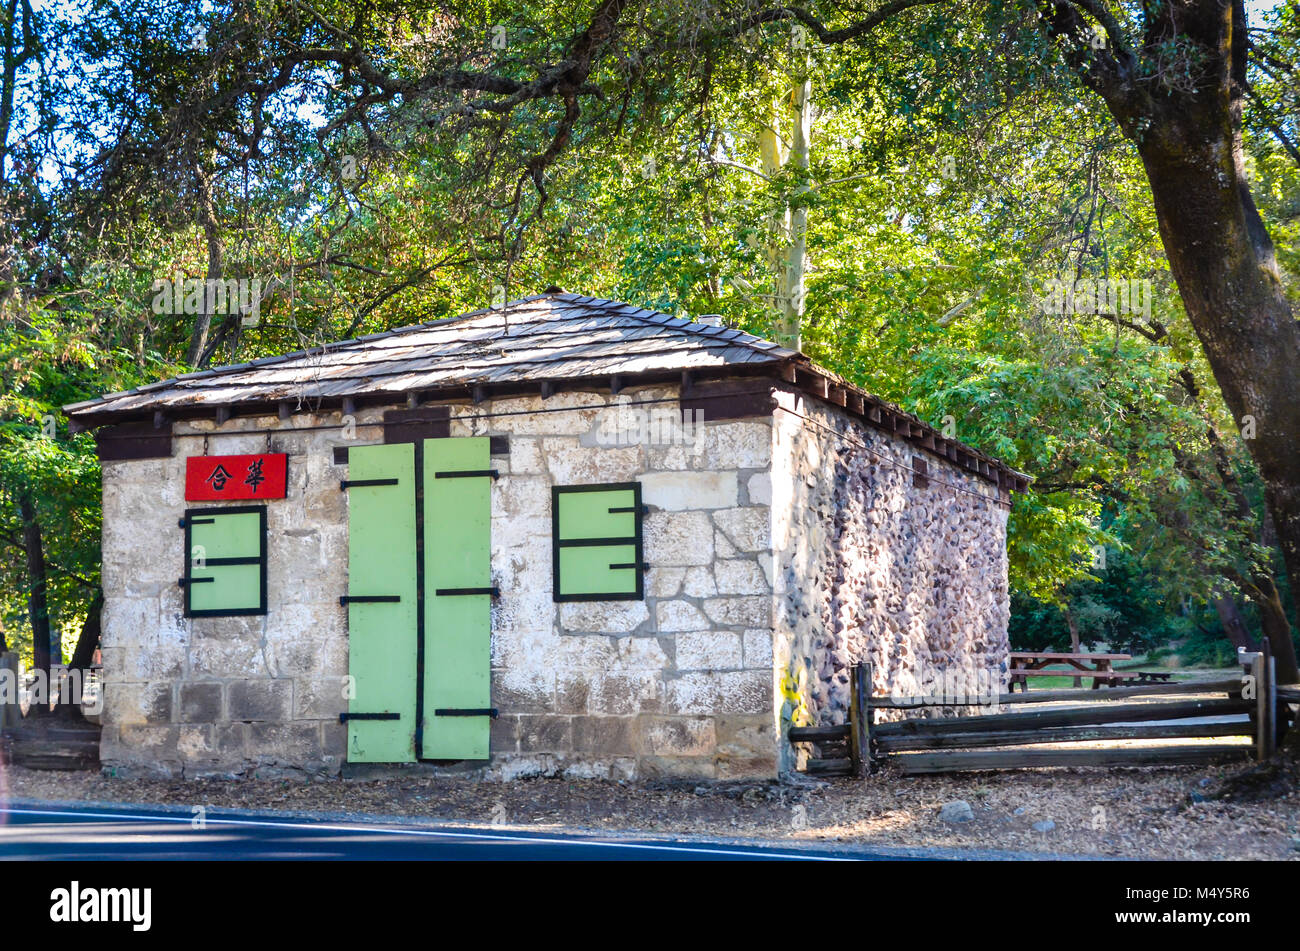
[339,712,401,722]
[340,478,400,490]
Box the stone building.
[65,292,1028,780]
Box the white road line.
[0,807,853,861]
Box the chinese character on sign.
[204,464,233,491]
[186,453,288,501]
[244,458,265,494]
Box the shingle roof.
[62,291,1029,492]
[64,293,797,417]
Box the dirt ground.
[3,761,1297,859]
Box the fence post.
[0,651,18,730]
[847,665,868,774]
[861,662,874,775]
[848,664,863,778]
[1249,646,1277,761]
[1263,641,1277,760]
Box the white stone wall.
[770,389,1011,773]
[99,409,368,778]
[97,386,778,779]
[455,386,775,780]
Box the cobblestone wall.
[770,389,1011,774]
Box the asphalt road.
[0,804,912,861]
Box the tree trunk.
[185,155,225,367]
[17,490,52,714]
[1134,127,1300,682]
[781,72,811,352]
[56,589,101,709]
[1076,0,1300,685]
[1213,594,1260,652]
[68,589,102,673]
[758,71,812,352]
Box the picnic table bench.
[1009,651,1133,691]
[1135,671,1173,684]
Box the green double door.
[344,437,493,762]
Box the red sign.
[185,453,288,501]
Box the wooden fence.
[790,647,1295,777]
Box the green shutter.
[553,483,644,601]
[184,507,265,616]
[345,443,418,763]
[422,437,493,760]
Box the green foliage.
[1009,546,1192,655]
[0,298,169,663]
[1176,625,1243,669]
[0,0,1294,663]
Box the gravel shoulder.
[3,762,1297,860]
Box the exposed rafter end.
[215,406,231,426]
[153,411,167,430]
[540,381,558,400]
[610,374,624,395]
[278,401,292,421]
[341,397,356,417]
[473,384,488,405]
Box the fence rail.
[789,647,1294,777]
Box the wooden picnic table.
[1009,651,1133,691]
